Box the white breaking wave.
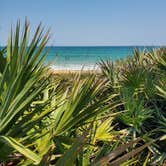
[49,64,99,71]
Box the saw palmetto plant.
[0,21,165,166]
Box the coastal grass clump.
[0,21,165,166]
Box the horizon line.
[0,45,165,47]
[46,45,165,47]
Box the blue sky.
[0,0,166,46]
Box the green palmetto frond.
[0,47,7,74]
[148,47,166,73]
[0,20,56,165]
[119,49,157,99]
[52,75,118,136]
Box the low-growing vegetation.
[0,21,165,166]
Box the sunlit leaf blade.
[0,136,41,165]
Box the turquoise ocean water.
[46,46,157,70]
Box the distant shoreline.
[49,64,99,71]
[48,65,100,74]
[48,68,101,74]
